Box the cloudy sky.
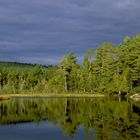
[0,0,140,65]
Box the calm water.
[0,97,140,140]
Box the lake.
[0,97,140,140]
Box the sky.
[0,0,140,65]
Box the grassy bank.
[0,93,105,100]
[0,95,10,100]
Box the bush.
[129,86,140,95]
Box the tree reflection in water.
[0,97,140,140]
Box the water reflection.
[0,97,140,140]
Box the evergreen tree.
[60,53,78,92]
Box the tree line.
[0,34,140,95]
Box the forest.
[0,34,140,95]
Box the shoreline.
[0,95,10,101]
[0,93,105,100]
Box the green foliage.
[129,86,140,95]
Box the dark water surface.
[0,97,140,140]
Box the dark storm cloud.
[0,0,140,64]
